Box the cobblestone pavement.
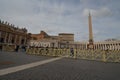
[0,51,120,80]
[0,51,53,69]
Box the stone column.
[100,44,101,50]
[14,35,17,44]
[117,43,119,50]
[24,38,26,45]
[0,31,1,39]
[86,43,87,49]
[4,32,7,43]
[19,36,22,45]
[115,44,117,50]
[8,33,11,43]
[112,44,115,50]
[111,44,113,50]
[103,44,105,50]
[97,44,98,50]
[94,44,96,50]
[118,43,120,50]
[102,44,104,50]
[98,44,100,49]
[96,44,98,50]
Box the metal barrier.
[26,48,120,63]
[2,45,15,51]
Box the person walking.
[70,48,74,57]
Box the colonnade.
[73,41,120,50]
[0,31,27,45]
[94,42,120,50]
[29,41,120,50]
[69,41,120,50]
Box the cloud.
[83,7,112,17]
[0,0,120,41]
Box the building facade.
[58,33,74,48]
[0,20,31,51]
[69,40,120,50]
[30,31,74,48]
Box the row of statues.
[0,19,27,33]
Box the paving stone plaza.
[0,51,120,80]
[0,1,120,80]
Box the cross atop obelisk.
[88,12,94,49]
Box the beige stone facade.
[70,40,120,50]
[58,33,74,42]
[0,20,31,50]
[30,31,74,48]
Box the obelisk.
[88,12,94,49]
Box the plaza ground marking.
[0,57,63,76]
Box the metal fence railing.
[26,48,120,63]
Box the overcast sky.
[0,0,120,41]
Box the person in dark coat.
[70,48,74,57]
[15,45,19,52]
